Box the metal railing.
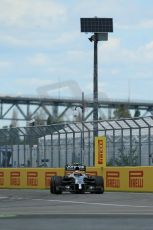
[0,116,153,167]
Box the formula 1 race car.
[50,164,104,194]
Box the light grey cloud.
[0,60,12,68]
[0,0,67,28]
[139,19,153,29]
[15,78,54,90]
[0,34,29,46]
[0,30,80,48]
[99,36,153,64]
[27,53,49,66]
[0,0,153,102]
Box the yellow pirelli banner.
[0,168,64,189]
[0,167,103,189]
[95,136,106,167]
[104,166,153,192]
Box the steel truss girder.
[0,96,152,122]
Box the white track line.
[32,212,153,216]
[33,199,153,208]
[0,197,8,199]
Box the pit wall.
[0,167,103,189]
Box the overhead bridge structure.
[0,95,153,123]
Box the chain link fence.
[0,116,153,168]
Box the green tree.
[48,105,65,124]
[113,105,131,119]
[47,115,52,125]
[34,108,46,125]
[107,145,138,166]
[134,109,141,117]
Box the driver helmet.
[74,166,81,175]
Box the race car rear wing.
[65,164,86,172]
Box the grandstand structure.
[0,95,153,123]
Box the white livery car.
[50,164,104,194]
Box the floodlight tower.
[80,17,113,164]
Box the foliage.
[34,107,63,126]
[34,109,46,126]
[134,109,141,117]
[47,115,52,125]
[107,145,138,166]
[113,104,131,119]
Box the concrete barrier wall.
[104,166,153,192]
[0,167,103,189]
[1,166,153,192]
